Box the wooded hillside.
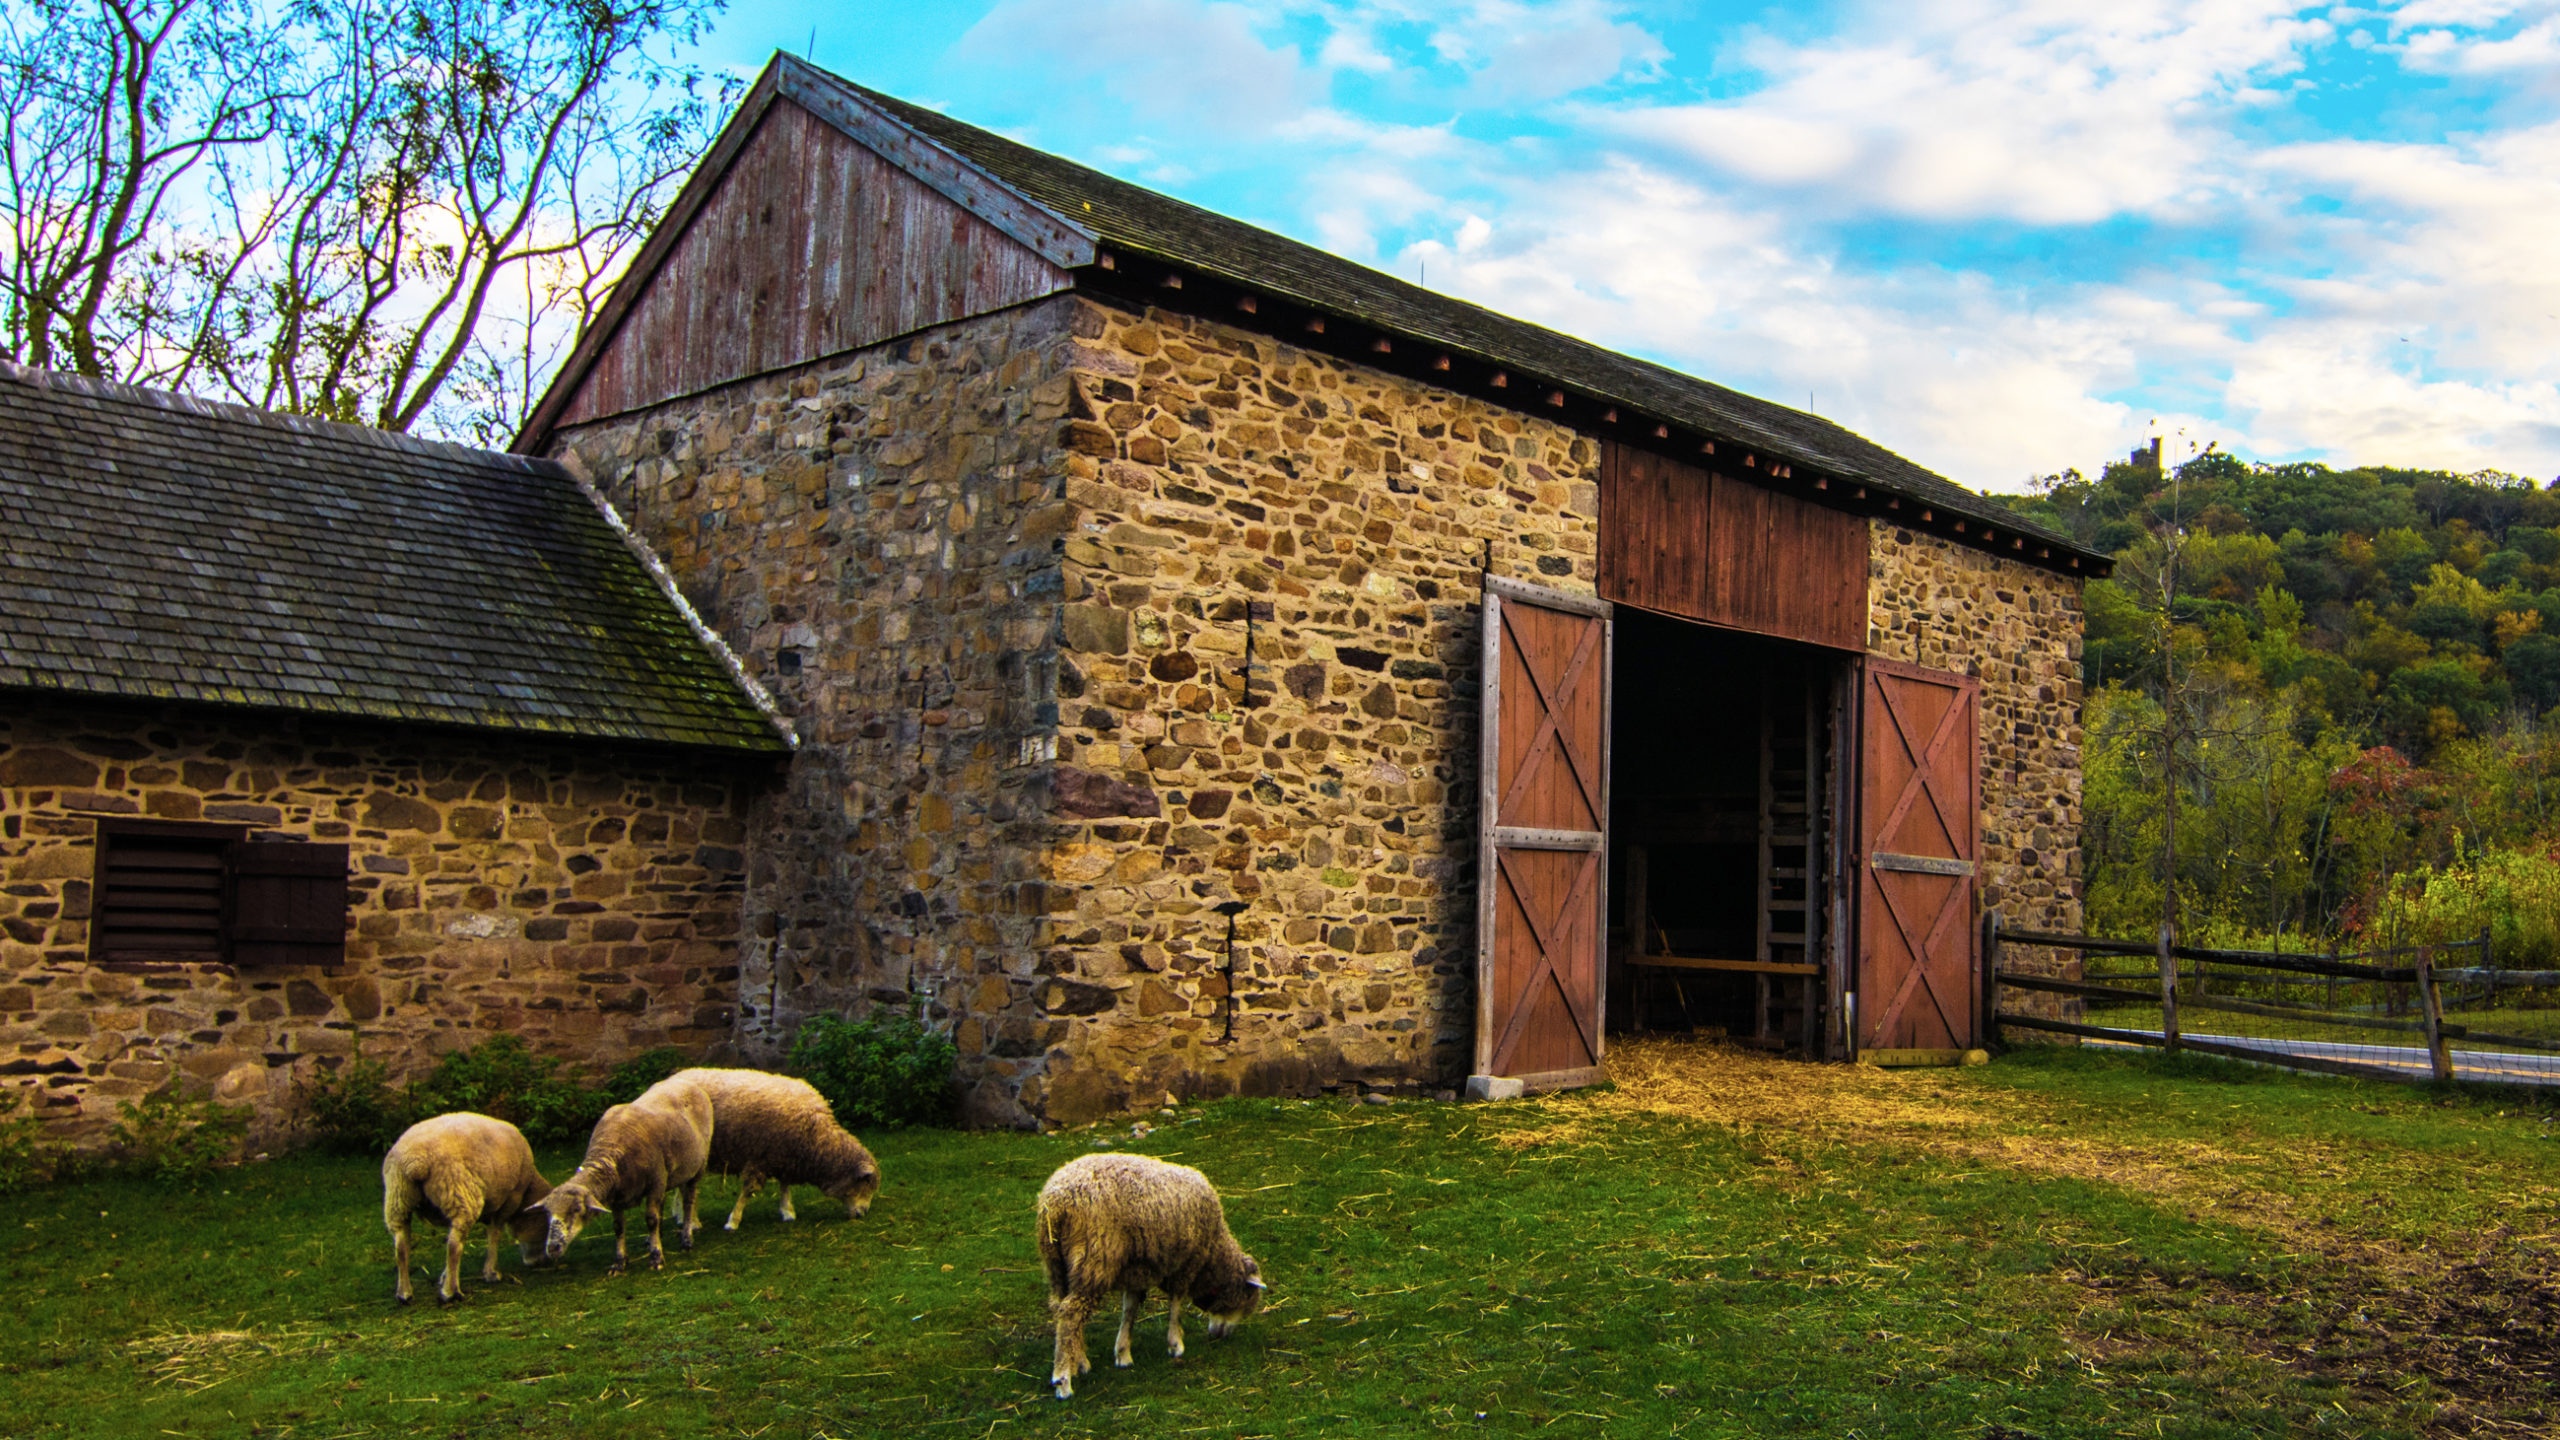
[1998,451,2560,965]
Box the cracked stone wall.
[0,699,757,1148]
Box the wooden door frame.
[1474,574,1613,1091]
[1847,654,1983,1056]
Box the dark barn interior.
[1607,607,1848,1053]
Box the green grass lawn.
[6,1043,2557,1439]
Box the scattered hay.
[129,1323,337,1392]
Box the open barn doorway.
[1605,608,1851,1056]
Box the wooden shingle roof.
[0,365,789,753]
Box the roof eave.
[1071,251,2115,579]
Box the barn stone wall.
[1866,524,2087,1021]
[0,698,757,1148]
[550,299,1084,1127]
[1034,299,1598,1119]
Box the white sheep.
[1034,1153,1266,1398]
[380,1112,553,1304]
[666,1068,881,1229]
[526,1074,713,1274]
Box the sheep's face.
[528,1188,610,1260]
[507,1208,552,1267]
[828,1166,881,1219]
[1196,1253,1266,1338]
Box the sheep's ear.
[584,1195,611,1217]
[1246,1276,1267,1290]
[520,1203,548,1218]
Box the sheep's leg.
[677,1180,700,1250]
[607,1207,630,1276]
[777,1184,796,1222]
[440,1219,468,1302]
[1166,1296,1186,1359]
[1049,1291,1100,1398]
[725,1169,763,1231]
[1114,1290,1141,1368]
[392,1219,413,1304]
[482,1221,520,1284]
[644,1190,667,1271]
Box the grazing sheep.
[666,1068,881,1229]
[1034,1153,1266,1398]
[380,1112,553,1304]
[526,1074,713,1275]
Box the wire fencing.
[1988,919,2560,1087]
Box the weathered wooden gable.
[557,98,1073,427]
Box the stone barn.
[521,56,2110,1126]
[0,366,788,1142]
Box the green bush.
[0,1088,49,1194]
[603,1046,694,1105]
[296,1056,410,1155]
[111,1089,249,1186]
[405,1034,610,1147]
[788,1008,957,1129]
[2392,846,2560,969]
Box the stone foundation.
[0,699,759,1147]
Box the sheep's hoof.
[438,1292,463,1307]
[605,1261,627,1277]
[723,1218,740,1232]
[394,1292,412,1306]
[1052,1379,1074,1400]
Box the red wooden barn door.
[1854,657,1981,1052]
[1476,577,1612,1091]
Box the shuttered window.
[90,821,350,968]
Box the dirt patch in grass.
[1553,1037,2560,1435]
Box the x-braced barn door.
[1475,576,1612,1091]
[1854,657,1981,1052]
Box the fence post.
[2415,944,2454,1083]
[2157,922,2180,1053]
[1981,910,2003,1047]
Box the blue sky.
[683,1,2560,492]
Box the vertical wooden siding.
[1598,443,1868,651]
[559,100,1072,427]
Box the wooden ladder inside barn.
[1754,674,1822,1050]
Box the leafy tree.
[0,0,734,443]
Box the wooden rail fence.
[1984,917,2560,1086]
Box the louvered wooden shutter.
[226,841,351,967]
[94,832,230,962]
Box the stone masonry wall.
[551,300,1082,1128]
[1866,524,2087,1023]
[1034,300,1599,1120]
[0,698,757,1148]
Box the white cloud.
[1601,1,2329,225]
[955,0,1318,134]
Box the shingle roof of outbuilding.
[0,364,789,752]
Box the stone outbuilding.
[0,365,789,1143]
[519,56,2111,1125]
